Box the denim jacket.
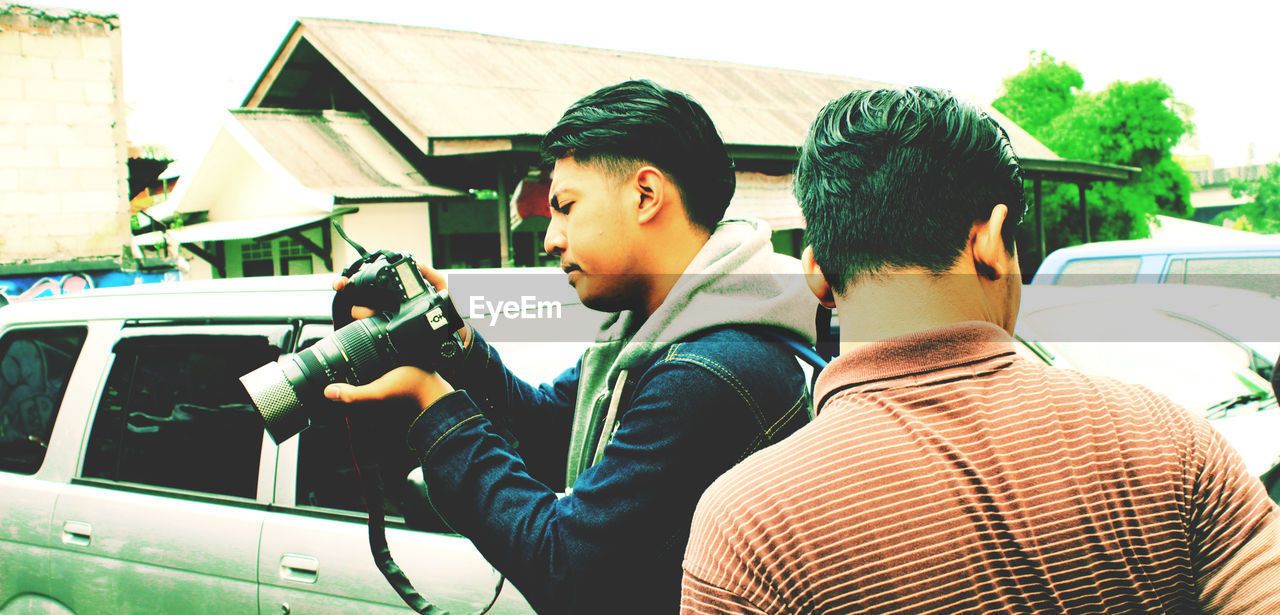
[407,326,811,614]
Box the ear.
[633,166,667,225]
[970,204,1011,281]
[801,246,836,308]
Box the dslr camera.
[240,250,466,444]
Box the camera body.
[240,251,465,444]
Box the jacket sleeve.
[406,346,803,614]
[444,330,578,474]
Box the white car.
[0,272,605,615]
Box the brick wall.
[0,4,128,264]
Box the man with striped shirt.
[681,86,1280,614]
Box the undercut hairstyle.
[541,79,736,232]
[795,86,1026,294]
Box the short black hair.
[540,79,735,232]
[795,86,1025,293]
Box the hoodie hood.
[565,218,818,484]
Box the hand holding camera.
[239,250,467,444]
[333,259,472,349]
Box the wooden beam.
[496,161,514,268]
[1034,177,1045,263]
[183,242,225,278]
[1079,183,1091,244]
[282,229,333,272]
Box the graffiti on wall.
[0,270,179,303]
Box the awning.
[133,210,349,247]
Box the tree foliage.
[1220,162,1280,233]
[992,51,1083,137]
[992,52,1195,269]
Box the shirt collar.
[815,321,1016,409]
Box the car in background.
[0,272,607,615]
[1014,284,1280,499]
[1030,237,1280,296]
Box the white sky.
[61,0,1280,170]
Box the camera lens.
[240,361,308,444]
[241,316,398,444]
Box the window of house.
[0,326,87,474]
[80,330,287,499]
[242,237,318,276]
[242,241,275,277]
[279,237,315,275]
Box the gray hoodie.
[565,218,819,485]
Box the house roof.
[244,18,1059,161]
[228,109,461,200]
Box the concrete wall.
[0,5,128,264]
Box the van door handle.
[280,554,319,584]
[62,521,92,546]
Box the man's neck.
[834,268,1005,353]
[637,227,712,318]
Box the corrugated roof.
[228,109,462,199]
[252,19,1057,160]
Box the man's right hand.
[332,262,472,348]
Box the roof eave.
[1021,158,1141,183]
[242,21,306,108]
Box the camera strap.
[334,323,503,614]
[343,416,447,614]
[328,227,502,613]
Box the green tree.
[1218,162,1280,233]
[992,51,1083,136]
[993,52,1195,267]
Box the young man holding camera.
[680,86,1280,614]
[324,79,817,614]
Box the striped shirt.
[682,321,1277,614]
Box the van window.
[0,326,87,474]
[1164,258,1186,284]
[1056,257,1142,286]
[81,333,282,499]
[1185,257,1280,296]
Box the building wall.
[0,5,128,264]
[337,203,433,269]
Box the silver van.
[0,273,592,614]
[1031,237,1280,295]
